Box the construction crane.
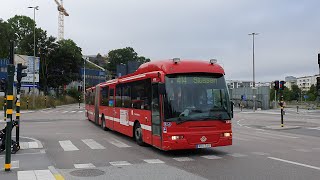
[53,0,69,40]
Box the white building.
[284,76,297,90]
[227,80,269,89]
[296,74,320,91]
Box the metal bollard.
[79,95,81,108]
[26,97,29,110]
[296,105,299,114]
[45,95,47,108]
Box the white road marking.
[18,170,37,180]
[74,163,96,169]
[106,138,131,148]
[109,161,132,166]
[78,111,83,113]
[228,153,248,157]
[12,160,19,169]
[173,157,194,162]
[293,149,312,152]
[82,139,105,149]
[268,157,320,170]
[236,133,268,141]
[251,152,270,156]
[34,170,56,180]
[59,140,79,151]
[306,127,320,130]
[256,131,299,139]
[143,159,165,164]
[62,111,69,113]
[18,170,55,180]
[71,111,77,113]
[232,137,250,141]
[28,142,39,149]
[201,155,222,160]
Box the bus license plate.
[196,144,211,148]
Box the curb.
[49,166,65,180]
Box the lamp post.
[28,6,39,108]
[248,32,259,112]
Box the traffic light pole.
[279,93,284,127]
[4,42,15,171]
[15,84,21,147]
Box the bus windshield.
[164,74,231,123]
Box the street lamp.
[248,32,259,112]
[28,6,39,108]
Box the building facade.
[296,74,320,92]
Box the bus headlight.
[223,133,232,137]
[171,135,184,140]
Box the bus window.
[122,85,131,108]
[115,86,122,107]
[109,89,114,107]
[101,87,109,106]
[131,79,151,110]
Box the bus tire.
[134,122,144,146]
[101,116,108,131]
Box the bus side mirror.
[158,83,166,95]
[230,101,234,118]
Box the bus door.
[94,86,100,125]
[107,88,115,130]
[151,83,161,148]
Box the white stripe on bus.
[96,114,151,131]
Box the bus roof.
[99,59,225,87]
[135,59,225,75]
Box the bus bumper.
[161,137,232,151]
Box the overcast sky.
[1,0,320,82]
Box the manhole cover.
[70,169,105,177]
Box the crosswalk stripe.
[106,138,131,148]
[251,152,270,156]
[228,153,247,157]
[109,161,131,166]
[173,157,194,162]
[71,111,76,113]
[82,139,105,149]
[18,170,55,180]
[78,111,83,113]
[143,159,165,164]
[18,171,37,180]
[201,155,222,160]
[62,111,69,113]
[34,170,56,180]
[74,163,96,169]
[59,140,79,151]
[293,149,312,152]
[256,131,299,139]
[12,160,19,169]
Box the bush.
[67,88,82,101]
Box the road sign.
[304,95,308,99]
[14,54,40,83]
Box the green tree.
[7,15,46,56]
[290,84,301,101]
[47,39,82,93]
[307,85,317,101]
[107,47,150,74]
[38,35,58,94]
[0,19,14,58]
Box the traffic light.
[17,63,27,83]
[274,80,279,90]
[317,77,320,91]
[0,78,7,92]
[279,81,286,90]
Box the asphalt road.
[0,104,319,180]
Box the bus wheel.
[101,116,108,131]
[134,123,144,146]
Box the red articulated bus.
[85,59,233,150]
